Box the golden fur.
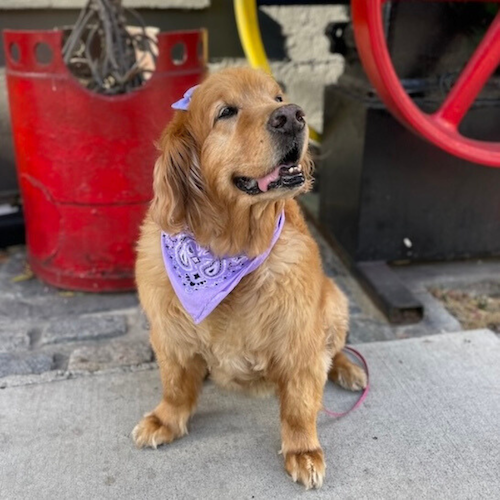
[132,68,367,489]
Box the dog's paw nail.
[132,413,175,449]
[285,449,325,489]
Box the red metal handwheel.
[351,0,500,167]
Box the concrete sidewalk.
[1,329,499,499]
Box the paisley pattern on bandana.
[161,211,285,324]
[162,233,248,293]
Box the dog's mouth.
[233,145,305,195]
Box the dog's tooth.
[298,164,302,171]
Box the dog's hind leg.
[322,277,367,392]
[328,351,367,391]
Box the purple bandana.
[161,211,285,324]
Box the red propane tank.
[4,29,206,291]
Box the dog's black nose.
[267,104,305,135]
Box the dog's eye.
[218,106,238,120]
[275,95,283,103]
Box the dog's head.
[151,67,313,235]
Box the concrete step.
[1,329,499,499]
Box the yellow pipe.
[233,0,322,144]
[234,0,272,74]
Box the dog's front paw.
[284,449,325,489]
[132,413,178,449]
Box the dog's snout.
[267,104,305,135]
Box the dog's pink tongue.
[257,166,281,192]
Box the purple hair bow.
[171,85,200,111]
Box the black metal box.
[319,85,500,263]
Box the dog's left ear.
[150,112,207,234]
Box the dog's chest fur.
[196,224,323,393]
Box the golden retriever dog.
[132,67,367,489]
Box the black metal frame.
[0,211,25,249]
[318,82,500,324]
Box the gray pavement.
[1,329,499,500]
[2,239,500,499]
[0,247,152,385]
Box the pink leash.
[323,346,370,418]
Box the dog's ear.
[150,113,206,234]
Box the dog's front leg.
[277,361,327,489]
[132,339,206,449]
